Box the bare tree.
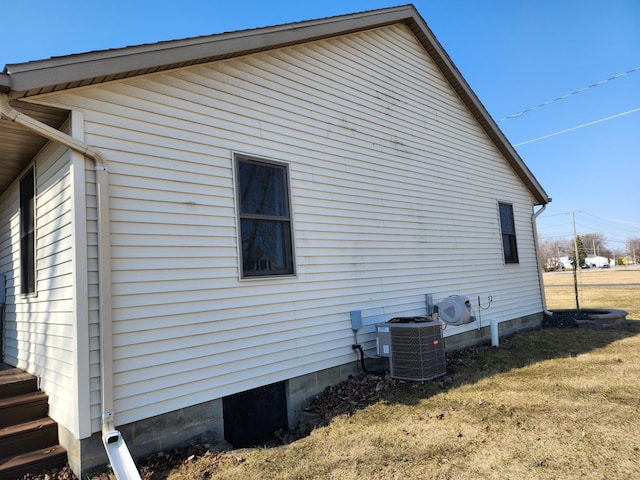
[538,237,572,271]
[580,232,612,259]
[626,237,640,263]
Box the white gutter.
[0,94,118,438]
[531,203,550,315]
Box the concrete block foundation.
[286,362,359,430]
[65,398,224,477]
[443,312,543,352]
[63,311,543,477]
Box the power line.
[580,212,640,234]
[513,107,640,147]
[498,66,640,123]
[544,210,640,235]
[537,210,640,247]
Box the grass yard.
[543,265,640,315]
[97,268,640,479]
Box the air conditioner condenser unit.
[376,319,446,381]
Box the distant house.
[545,255,572,271]
[0,5,550,476]
[585,255,611,268]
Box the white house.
[544,255,571,271]
[0,5,551,476]
[585,255,611,268]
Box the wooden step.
[0,391,49,428]
[0,445,67,480]
[0,365,68,477]
[0,417,59,458]
[0,367,37,399]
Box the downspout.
[531,203,550,315]
[0,94,116,435]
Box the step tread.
[0,391,48,409]
[0,392,49,428]
[0,374,38,399]
[0,363,33,378]
[0,366,34,380]
[0,417,59,460]
[0,416,57,437]
[0,445,66,479]
[0,373,34,385]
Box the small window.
[499,202,519,264]
[236,155,294,277]
[20,169,36,294]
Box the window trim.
[234,153,296,279]
[20,168,36,295]
[498,201,519,264]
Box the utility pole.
[571,212,580,311]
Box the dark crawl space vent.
[223,381,288,447]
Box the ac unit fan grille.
[388,322,446,381]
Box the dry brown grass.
[544,266,640,316]
[100,268,640,479]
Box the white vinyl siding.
[0,138,82,433]
[33,24,543,431]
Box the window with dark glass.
[499,202,518,264]
[20,168,36,294]
[236,156,294,277]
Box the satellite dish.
[437,295,473,325]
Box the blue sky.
[2,1,639,252]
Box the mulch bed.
[542,310,586,329]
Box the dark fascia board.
[3,4,550,205]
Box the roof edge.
[5,5,417,94]
[2,3,549,205]
[403,12,550,205]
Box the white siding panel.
[82,159,102,433]
[0,139,80,433]
[37,24,543,429]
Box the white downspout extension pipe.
[0,94,117,437]
[531,203,550,315]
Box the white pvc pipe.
[490,318,499,347]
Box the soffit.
[0,100,69,194]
